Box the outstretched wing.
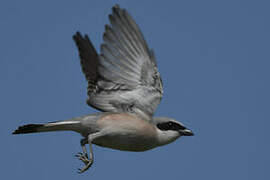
[73,5,163,120]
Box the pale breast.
[94,113,158,151]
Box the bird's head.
[152,117,194,146]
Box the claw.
[76,152,89,164]
[77,162,92,174]
[74,153,82,157]
[77,168,83,174]
[77,162,93,174]
[75,152,93,173]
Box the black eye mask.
[157,122,186,131]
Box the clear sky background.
[1,0,269,179]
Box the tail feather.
[12,120,81,135]
[12,124,44,134]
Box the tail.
[12,120,81,135]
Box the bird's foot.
[75,152,89,164]
[75,152,93,173]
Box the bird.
[12,4,194,173]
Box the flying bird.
[13,4,194,173]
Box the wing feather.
[73,5,163,120]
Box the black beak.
[180,129,194,136]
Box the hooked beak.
[179,129,194,136]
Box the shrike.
[13,4,194,173]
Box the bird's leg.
[75,138,89,166]
[75,132,104,173]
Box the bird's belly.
[93,132,157,152]
[93,113,158,151]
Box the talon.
[74,153,80,158]
[75,155,93,173]
[77,163,92,174]
[75,152,83,156]
[77,168,83,174]
[75,152,89,164]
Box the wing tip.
[113,4,120,10]
[112,4,125,17]
[72,31,83,41]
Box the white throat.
[156,129,181,146]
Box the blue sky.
[1,0,269,179]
